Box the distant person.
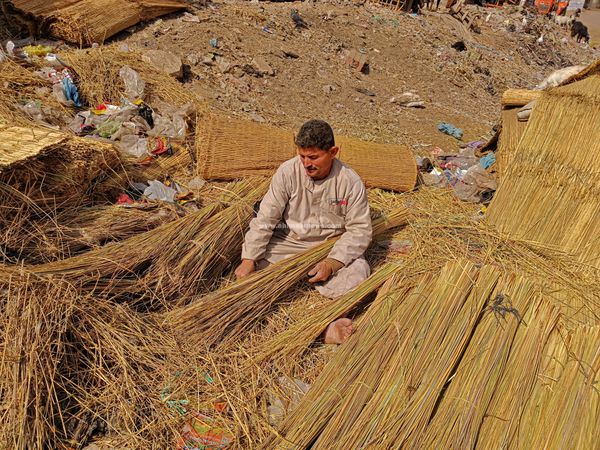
[235,119,373,344]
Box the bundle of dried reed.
[271,260,488,449]
[515,324,600,449]
[141,178,270,302]
[166,208,409,348]
[495,107,529,173]
[420,274,536,448]
[252,262,403,365]
[476,299,561,447]
[501,88,542,107]
[487,75,600,269]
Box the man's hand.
[307,260,334,283]
[235,259,256,280]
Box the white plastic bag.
[119,66,145,101]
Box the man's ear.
[329,146,339,157]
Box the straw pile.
[5,180,258,300]
[196,114,418,192]
[12,203,181,262]
[165,207,409,348]
[0,126,128,262]
[0,59,70,126]
[487,75,600,269]
[61,46,202,108]
[6,0,187,45]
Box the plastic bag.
[18,100,44,123]
[453,165,497,203]
[148,102,193,139]
[119,66,145,101]
[62,78,82,107]
[95,120,122,139]
[144,180,177,202]
[119,135,148,157]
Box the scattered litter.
[119,66,145,101]
[390,92,423,108]
[144,180,178,202]
[479,152,496,170]
[209,38,219,49]
[438,122,463,140]
[176,413,234,450]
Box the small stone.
[251,56,275,76]
[215,56,232,73]
[323,84,336,94]
[142,50,182,77]
[249,112,266,123]
[186,53,200,65]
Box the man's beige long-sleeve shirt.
[241,157,372,267]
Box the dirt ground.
[113,1,598,152]
[581,8,600,43]
[1,1,598,152]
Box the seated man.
[235,119,372,344]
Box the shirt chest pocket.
[320,198,347,229]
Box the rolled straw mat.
[196,114,418,192]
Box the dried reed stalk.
[476,298,561,448]
[252,261,403,365]
[420,274,536,448]
[141,178,270,302]
[165,208,409,348]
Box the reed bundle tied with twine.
[165,207,409,348]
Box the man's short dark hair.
[295,119,335,150]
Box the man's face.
[297,146,339,180]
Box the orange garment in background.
[556,1,569,15]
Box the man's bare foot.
[323,318,353,344]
